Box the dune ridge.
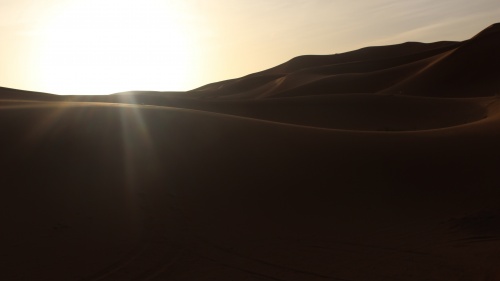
[2,23,500,281]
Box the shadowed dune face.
[122,94,489,131]
[46,93,495,131]
[2,100,500,280]
[2,23,500,281]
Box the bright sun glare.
[36,0,193,95]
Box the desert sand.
[1,23,500,280]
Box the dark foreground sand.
[2,23,500,280]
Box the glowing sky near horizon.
[0,0,499,95]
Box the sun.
[36,0,194,95]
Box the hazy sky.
[0,0,499,95]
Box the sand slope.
[2,23,500,280]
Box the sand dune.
[2,23,500,280]
[191,24,499,99]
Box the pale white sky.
[0,0,499,94]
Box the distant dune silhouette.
[2,23,500,280]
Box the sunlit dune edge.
[2,23,500,281]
